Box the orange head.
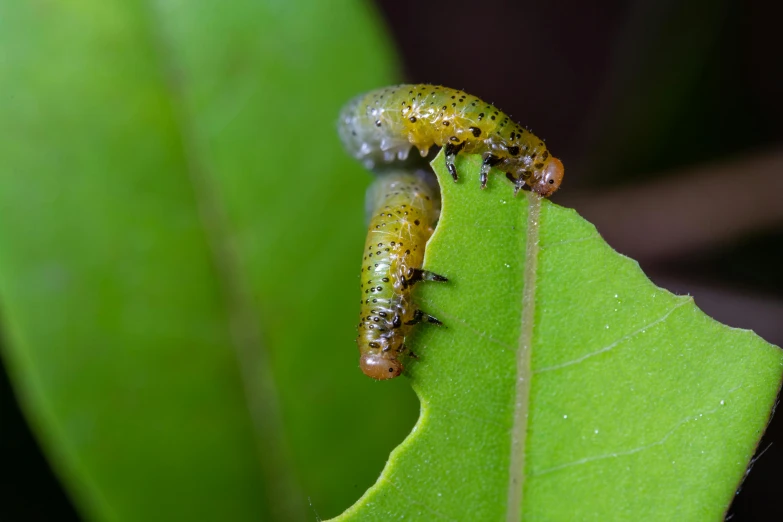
[530,157,564,197]
[360,353,403,380]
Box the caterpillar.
[357,170,446,380]
[339,84,564,197]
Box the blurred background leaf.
[0,0,414,520]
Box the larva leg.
[480,154,503,189]
[406,268,448,286]
[505,172,527,196]
[392,313,403,329]
[444,141,466,182]
[401,345,420,359]
[405,309,443,326]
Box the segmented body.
[339,84,564,196]
[357,170,444,380]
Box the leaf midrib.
[506,193,541,521]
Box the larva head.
[531,157,564,197]
[360,353,403,380]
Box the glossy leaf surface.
[336,151,783,521]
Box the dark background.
[2,0,781,520]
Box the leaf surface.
[336,151,783,521]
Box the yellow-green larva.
[339,84,565,196]
[357,170,446,380]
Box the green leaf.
[0,0,414,520]
[336,151,783,521]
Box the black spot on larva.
[376,286,383,291]
[535,163,545,169]
[451,102,456,107]
[508,146,520,156]
[470,127,482,137]
[442,105,447,110]
[491,115,496,121]
[542,151,549,160]
[414,219,420,226]
[549,179,555,184]
[443,121,450,126]
[478,112,485,120]
[405,250,411,255]
[390,241,395,245]
[373,317,380,322]
[449,136,459,142]
[382,277,389,282]
[369,342,380,349]
[377,243,382,247]
[372,299,377,303]
[409,116,417,123]
[375,120,382,127]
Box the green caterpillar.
[357,170,445,379]
[339,84,564,196]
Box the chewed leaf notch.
[335,150,783,521]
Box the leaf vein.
[535,298,691,373]
[530,385,745,477]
